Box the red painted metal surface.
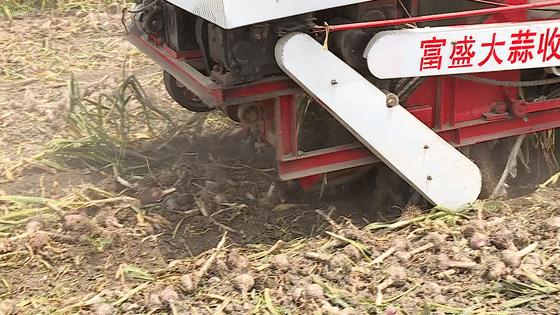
[439,108,560,145]
[406,73,521,127]
[321,0,560,32]
[275,95,299,158]
[128,32,299,107]
[277,145,377,180]
[273,96,377,181]
[222,80,299,101]
[162,45,203,60]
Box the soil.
[1,7,560,315]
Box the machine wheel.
[163,71,214,112]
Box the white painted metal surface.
[365,20,560,79]
[276,33,481,209]
[167,0,371,29]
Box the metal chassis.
[128,6,560,184]
[128,32,378,181]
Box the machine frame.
[128,0,560,189]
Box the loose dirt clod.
[146,294,163,307]
[271,253,290,271]
[94,303,115,315]
[491,228,514,250]
[63,213,87,231]
[0,299,16,315]
[227,252,250,270]
[159,286,180,314]
[375,265,408,305]
[388,265,408,286]
[342,244,362,261]
[337,228,359,240]
[321,300,340,314]
[426,232,447,245]
[547,216,560,229]
[103,215,123,228]
[233,274,255,293]
[208,276,221,285]
[394,239,409,251]
[395,251,412,263]
[25,220,42,233]
[340,307,357,315]
[502,250,520,268]
[159,286,179,305]
[27,232,50,250]
[487,261,508,280]
[305,283,324,299]
[180,274,196,293]
[329,253,350,270]
[291,287,304,302]
[469,232,490,249]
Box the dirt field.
[1,6,560,315]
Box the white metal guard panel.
[365,20,560,79]
[167,0,371,29]
[276,33,481,209]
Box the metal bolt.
[331,79,338,85]
[385,93,399,108]
[427,175,433,181]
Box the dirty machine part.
[128,0,560,209]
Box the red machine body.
[128,0,560,189]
